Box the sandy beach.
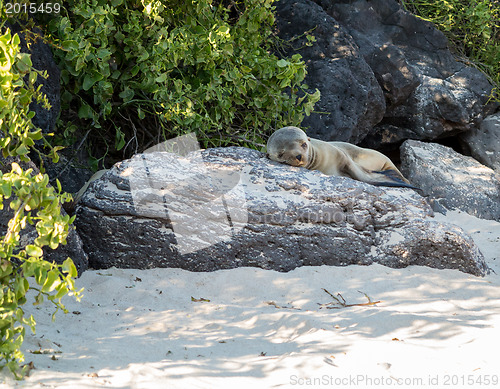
[1,209,499,388]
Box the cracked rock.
[274,0,496,147]
[324,0,497,148]
[74,147,487,276]
[461,113,500,172]
[400,140,500,222]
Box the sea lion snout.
[296,154,302,162]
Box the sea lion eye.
[301,142,307,149]
[278,153,284,159]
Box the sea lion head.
[266,126,311,168]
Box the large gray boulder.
[74,146,487,276]
[325,0,497,148]
[400,140,500,221]
[460,113,500,172]
[274,0,496,148]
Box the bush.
[45,0,319,167]
[401,0,500,101]
[0,18,82,378]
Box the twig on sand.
[319,289,381,309]
[265,301,301,310]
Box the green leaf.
[62,258,78,278]
[276,59,289,68]
[56,179,62,193]
[82,72,103,91]
[115,128,126,150]
[26,245,43,258]
[34,266,44,285]
[41,269,60,293]
[61,40,79,51]
[15,53,33,73]
[119,88,134,102]
[15,144,29,156]
[54,284,69,300]
[155,73,169,83]
[97,48,112,60]
[78,103,93,119]
[27,129,43,141]
[15,278,29,299]
[138,50,149,62]
[0,181,12,198]
[75,56,86,73]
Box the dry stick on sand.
[320,288,381,309]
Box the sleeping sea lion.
[267,126,415,189]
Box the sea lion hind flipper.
[371,181,422,191]
[370,170,421,191]
[374,169,407,182]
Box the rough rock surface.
[7,23,61,134]
[0,157,89,275]
[322,0,496,148]
[75,147,487,276]
[460,113,500,172]
[6,22,91,195]
[274,0,496,148]
[274,0,385,143]
[400,140,500,222]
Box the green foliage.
[401,0,500,100]
[0,31,45,160]
[0,23,82,378]
[45,0,319,162]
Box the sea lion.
[267,126,415,188]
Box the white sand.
[2,210,500,388]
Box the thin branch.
[319,288,381,309]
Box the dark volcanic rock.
[276,0,496,148]
[7,23,61,134]
[75,147,487,276]
[274,0,385,143]
[460,113,500,172]
[5,22,91,197]
[400,140,500,221]
[0,157,89,275]
[318,0,497,148]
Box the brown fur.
[267,126,411,186]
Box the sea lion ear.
[308,137,311,141]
